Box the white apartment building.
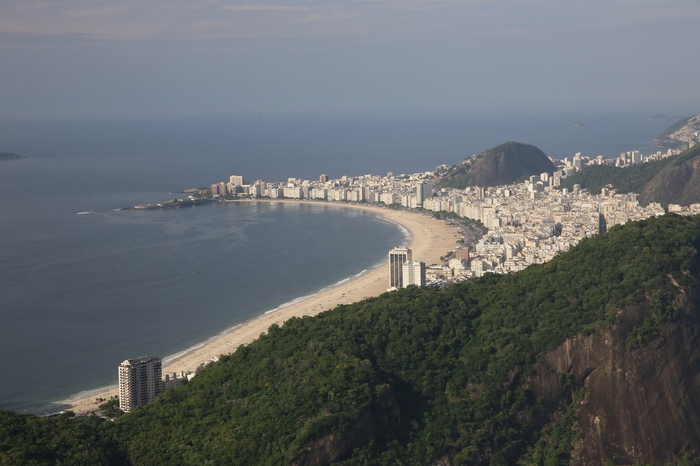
[118,355,163,412]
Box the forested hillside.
[561,143,700,206]
[639,143,700,206]
[4,215,700,465]
[438,142,555,189]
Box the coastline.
[33,202,461,416]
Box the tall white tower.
[402,260,426,287]
[118,355,163,412]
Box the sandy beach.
[42,203,461,416]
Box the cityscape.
[117,138,700,412]
[202,141,699,289]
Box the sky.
[1,0,698,120]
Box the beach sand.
[41,203,461,416]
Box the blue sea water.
[0,113,672,411]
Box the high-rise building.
[118,355,163,412]
[229,175,245,186]
[389,247,412,289]
[416,181,433,207]
[320,174,329,183]
[402,260,426,287]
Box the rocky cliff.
[531,277,700,465]
[639,143,700,206]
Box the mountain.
[560,159,666,198]
[639,143,700,206]
[561,143,700,206]
[4,215,700,465]
[438,142,556,189]
[654,115,700,150]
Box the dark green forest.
[3,215,700,465]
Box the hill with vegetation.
[4,215,700,465]
[562,143,700,207]
[639,143,700,206]
[655,115,700,150]
[560,159,666,196]
[438,142,556,189]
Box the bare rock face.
[639,144,700,207]
[531,283,700,465]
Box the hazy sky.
[1,0,698,119]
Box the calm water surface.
[0,114,671,410]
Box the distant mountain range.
[437,141,556,189]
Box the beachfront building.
[389,247,412,289]
[229,175,245,186]
[402,260,426,287]
[118,355,163,412]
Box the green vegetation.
[523,388,586,466]
[560,159,667,195]
[98,398,124,419]
[561,143,700,207]
[639,143,700,206]
[0,409,126,464]
[3,214,700,464]
[439,142,555,190]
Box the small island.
[0,152,26,161]
[571,121,586,128]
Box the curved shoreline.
[33,203,461,416]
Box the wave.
[58,207,398,405]
[376,214,411,245]
[58,383,118,404]
[162,262,384,364]
[264,293,316,315]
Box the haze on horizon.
[1,0,698,121]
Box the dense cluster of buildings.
[206,137,699,287]
[661,115,700,150]
[119,135,699,411]
[555,148,683,173]
[210,173,436,208]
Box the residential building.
[389,247,412,289]
[118,355,163,412]
[403,260,426,287]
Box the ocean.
[0,113,672,411]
